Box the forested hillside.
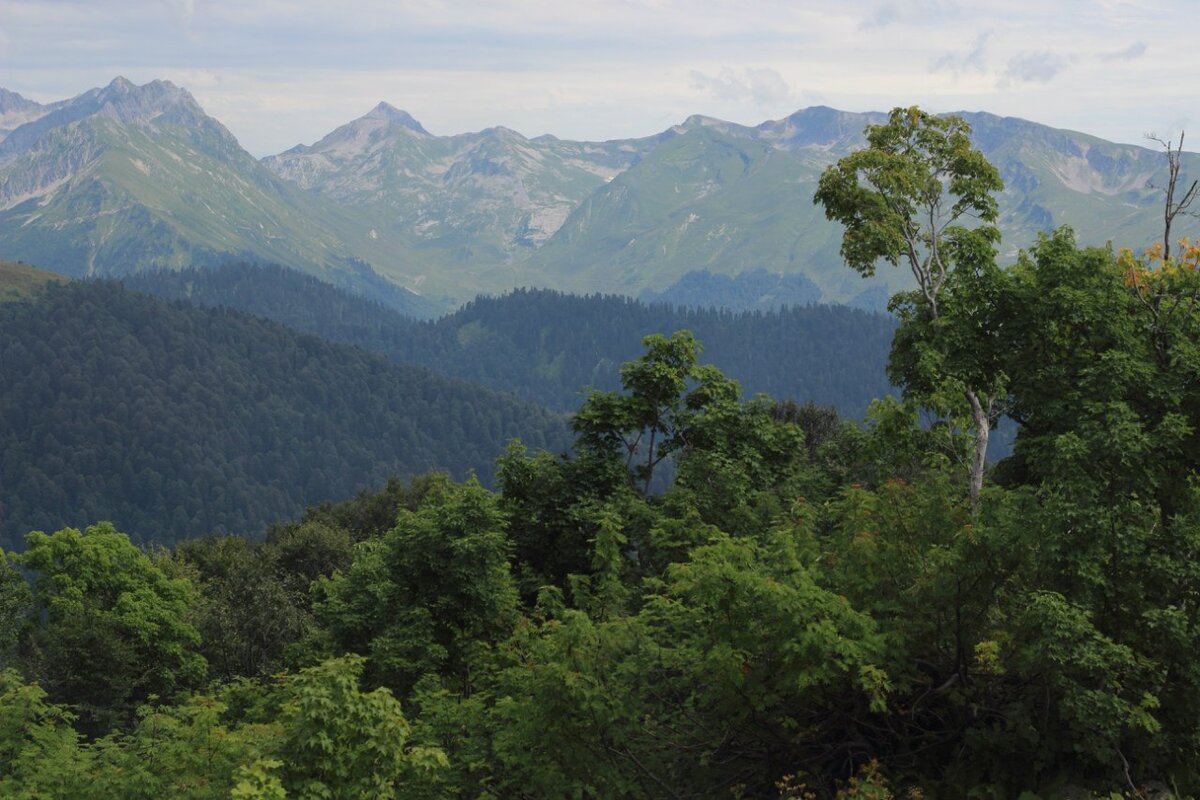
[126,262,896,417]
[0,280,570,549]
[6,247,1200,795]
[423,290,893,415]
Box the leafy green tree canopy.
[278,656,447,800]
[813,105,1002,313]
[16,523,206,730]
[314,477,518,694]
[814,106,1006,508]
[574,330,752,496]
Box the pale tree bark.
[964,389,991,512]
[815,108,1005,514]
[909,203,993,513]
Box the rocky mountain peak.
[755,106,875,150]
[0,77,235,159]
[0,88,42,115]
[362,102,430,136]
[106,75,136,92]
[479,125,526,140]
[91,77,207,125]
[0,88,47,144]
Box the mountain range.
[2,77,1195,310]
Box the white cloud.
[1000,52,1066,86]
[1102,41,1148,61]
[162,0,194,27]
[859,0,961,30]
[689,67,795,108]
[930,31,990,76]
[859,4,901,30]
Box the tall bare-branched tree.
[1147,131,1199,261]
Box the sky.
[0,0,1194,157]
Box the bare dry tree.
[1147,131,1199,261]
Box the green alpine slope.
[3,80,1196,308]
[0,78,435,310]
[0,260,67,302]
[520,108,1199,304]
[261,102,663,298]
[521,122,875,302]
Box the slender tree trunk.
[931,300,989,511]
[965,389,989,512]
[644,427,657,496]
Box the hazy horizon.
[1,0,1194,157]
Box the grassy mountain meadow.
[0,259,66,301]
[1,78,1195,308]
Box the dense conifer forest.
[0,280,571,549]
[125,263,897,416]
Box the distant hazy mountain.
[1,78,1195,308]
[0,78,432,311]
[960,111,1180,257]
[266,102,1195,304]
[0,88,46,140]
[521,118,857,297]
[519,107,1197,302]
[261,102,664,297]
